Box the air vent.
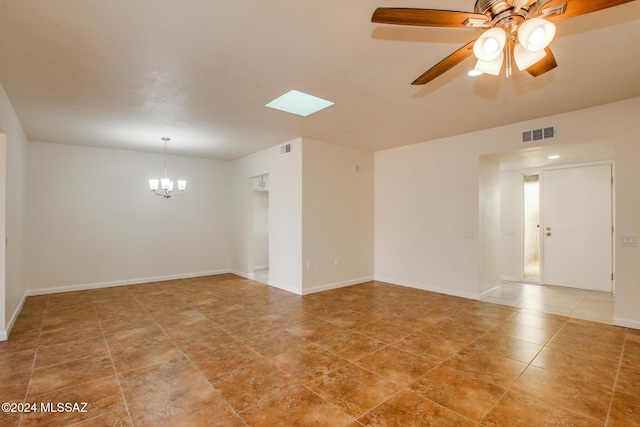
[280,143,291,155]
[521,126,556,144]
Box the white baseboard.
[302,276,374,295]
[267,279,302,295]
[1,292,28,341]
[25,269,232,297]
[613,316,640,331]
[374,276,480,300]
[500,275,520,282]
[480,284,502,298]
[252,265,269,271]
[229,269,251,279]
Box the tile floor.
[482,282,615,324]
[1,274,638,426]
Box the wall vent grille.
[280,143,291,154]
[521,126,556,143]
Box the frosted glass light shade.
[514,44,547,70]
[177,180,186,191]
[161,178,171,190]
[518,18,556,52]
[473,28,507,61]
[474,52,504,75]
[149,179,159,191]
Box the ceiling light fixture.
[149,137,186,199]
[473,16,556,77]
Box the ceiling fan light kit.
[517,17,556,51]
[473,27,507,61]
[514,43,547,70]
[371,0,636,85]
[475,53,505,75]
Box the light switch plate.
[620,234,637,247]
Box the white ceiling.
[0,0,638,160]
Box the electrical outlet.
[307,261,313,271]
[334,257,340,267]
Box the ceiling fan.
[372,0,636,85]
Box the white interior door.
[542,164,612,292]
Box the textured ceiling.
[0,0,638,160]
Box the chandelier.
[472,3,557,77]
[148,137,187,198]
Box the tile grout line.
[475,315,569,425]
[17,295,49,427]
[604,330,628,426]
[162,288,253,427]
[99,288,135,427]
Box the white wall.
[301,139,374,293]
[230,138,303,293]
[26,141,231,292]
[252,188,269,269]
[0,82,28,340]
[479,157,501,295]
[375,97,640,328]
[498,169,522,282]
[375,136,484,299]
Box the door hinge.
[612,273,614,281]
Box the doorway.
[480,141,615,323]
[521,164,612,292]
[250,174,269,284]
[540,164,612,292]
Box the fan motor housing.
[475,0,512,16]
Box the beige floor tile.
[0,275,630,426]
[358,390,477,426]
[307,363,402,418]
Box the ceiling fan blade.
[372,8,489,28]
[526,47,557,76]
[539,0,636,21]
[412,40,476,85]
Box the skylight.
[265,89,334,117]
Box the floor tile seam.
[176,330,273,424]
[524,356,618,396]
[98,323,134,427]
[25,371,118,402]
[362,385,480,426]
[14,340,39,427]
[27,351,114,376]
[514,366,615,424]
[263,381,357,426]
[604,335,629,426]
[494,388,609,425]
[475,326,563,426]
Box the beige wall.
[26,141,231,292]
[230,138,303,293]
[230,138,374,295]
[0,82,28,339]
[375,97,640,328]
[301,139,374,293]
